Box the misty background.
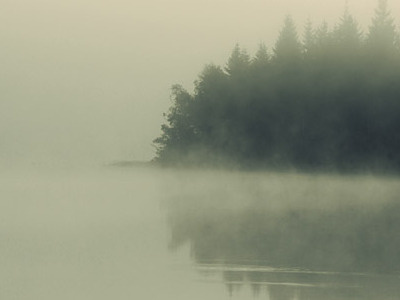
[2,0,400,166]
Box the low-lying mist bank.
[145,155,400,178]
[1,162,398,299]
[161,168,400,274]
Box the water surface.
[1,167,399,299]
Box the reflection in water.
[163,172,400,299]
[207,266,400,300]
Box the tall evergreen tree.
[303,19,315,55]
[153,85,195,162]
[273,15,302,62]
[195,64,228,99]
[333,7,363,50]
[315,21,330,46]
[312,21,333,61]
[225,44,251,77]
[367,0,399,55]
[251,43,271,84]
[252,43,269,67]
[193,64,230,150]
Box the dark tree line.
[154,0,400,171]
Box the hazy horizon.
[2,0,399,166]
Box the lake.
[1,166,399,300]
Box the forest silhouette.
[154,0,400,171]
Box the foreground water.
[1,166,399,299]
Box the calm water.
[1,166,400,300]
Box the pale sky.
[1,0,399,165]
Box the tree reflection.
[163,184,400,299]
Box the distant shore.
[107,160,156,168]
[107,159,400,178]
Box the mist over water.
[1,166,400,299]
[163,169,400,299]
[2,0,400,299]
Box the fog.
[2,1,400,299]
[2,0,399,165]
[1,166,400,299]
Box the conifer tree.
[225,44,251,77]
[303,19,315,55]
[252,43,269,67]
[251,43,270,83]
[273,15,302,62]
[153,85,195,161]
[312,21,333,61]
[367,0,399,54]
[315,21,330,46]
[193,64,230,149]
[333,7,362,50]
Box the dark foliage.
[154,1,400,171]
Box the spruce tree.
[333,8,362,51]
[225,44,251,77]
[367,0,399,55]
[303,19,315,55]
[273,15,302,62]
[252,43,269,67]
